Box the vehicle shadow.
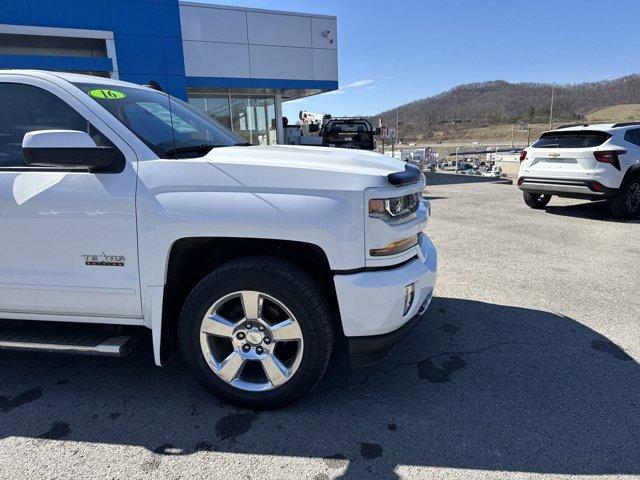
[0,297,638,478]
[545,200,640,223]
[426,172,513,186]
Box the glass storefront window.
[230,96,254,144]
[190,95,232,130]
[266,100,277,145]
[188,97,206,112]
[188,93,277,145]
[253,97,276,146]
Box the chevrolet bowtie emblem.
[549,152,560,158]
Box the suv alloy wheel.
[610,176,640,219]
[523,192,552,209]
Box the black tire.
[179,256,333,409]
[609,175,640,219]
[523,191,552,209]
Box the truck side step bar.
[0,325,136,357]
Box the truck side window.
[0,83,115,168]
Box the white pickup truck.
[0,71,437,408]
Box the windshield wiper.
[233,142,252,146]
[163,144,219,157]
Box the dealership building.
[0,0,338,144]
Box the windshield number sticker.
[89,89,127,100]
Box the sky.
[199,0,640,121]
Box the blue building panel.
[118,72,166,90]
[158,3,183,38]
[251,78,340,90]
[161,37,186,76]
[186,77,339,92]
[115,34,167,75]
[0,1,337,100]
[109,0,161,37]
[0,55,113,72]
[1,2,31,25]
[166,75,188,100]
[314,80,340,90]
[28,0,111,30]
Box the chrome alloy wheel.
[199,290,304,392]
[626,182,640,213]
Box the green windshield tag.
[89,89,126,100]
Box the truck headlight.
[369,233,420,256]
[369,192,421,224]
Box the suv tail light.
[594,150,625,170]
[519,150,527,162]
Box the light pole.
[549,82,556,128]
[455,147,459,173]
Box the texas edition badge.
[82,253,125,267]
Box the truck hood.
[205,145,409,190]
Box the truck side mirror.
[374,128,381,135]
[22,130,120,172]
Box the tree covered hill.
[374,75,640,139]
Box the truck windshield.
[73,83,247,158]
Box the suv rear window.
[532,131,611,149]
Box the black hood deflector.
[387,163,421,186]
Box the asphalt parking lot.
[1,173,638,480]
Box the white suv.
[518,123,640,218]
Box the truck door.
[0,77,141,319]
